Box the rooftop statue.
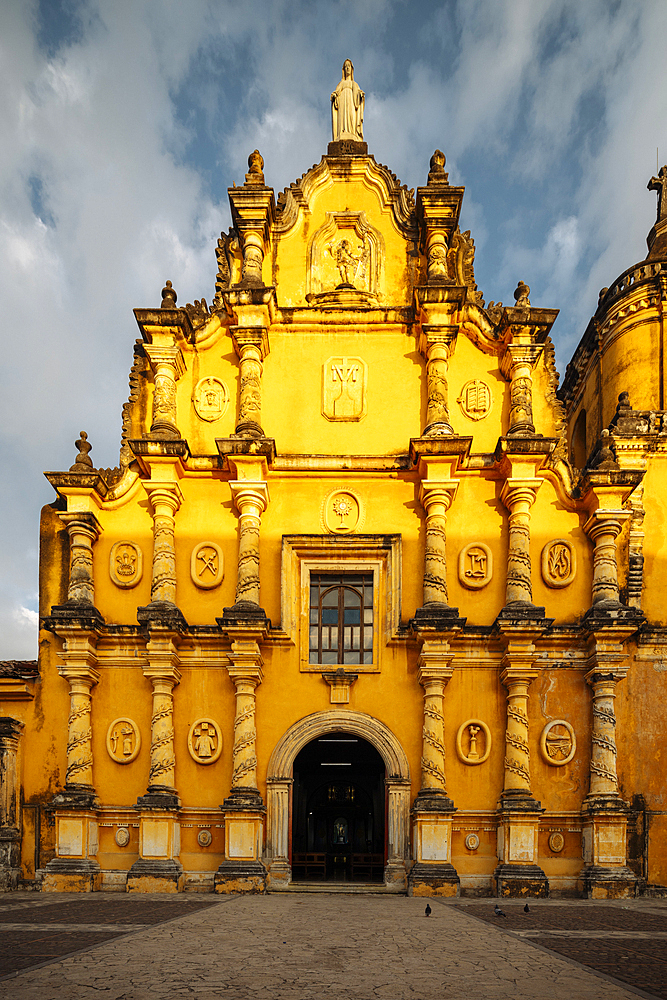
[331,59,364,142]
[648,164,667,223]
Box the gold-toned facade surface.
[3,77,667,899]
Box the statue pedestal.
[42,789,101,893]
[327,140,368,156]
[408,796,459,897]
[215,799,266,894]
[494,796,548,898]
[127,798,183,893]
[578,797,637,899]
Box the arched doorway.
[292,732,385,882]
[265,709,411,892]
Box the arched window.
[571,408,587,470]
[309,573,373,665]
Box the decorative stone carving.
[500,479,542,607]
[458,543,492,589]
[115,827,131,847]
[464,833,480,851]
[422,330,456,436]
[61,513,102,607]
[190,543,224,589]
[322,489,363,534]
[331,59,364,142]
[193,377,229,422]
[457,379,492,421]
[106,718,141,764]
[500,343,543,437]
[197,829,213,847]
[456,719,492,765]
[143,482,183,608]
[548,831,565,853]
[322,356,368,421]
[110,541,143,589]
[188,719,223,765]
[539,720,576,765]
[420,480,459,606]
[60,662,100,789]
[541,540,576,588]
[143,659,181,796]
[308,213,383,303]
[230,480,268,607]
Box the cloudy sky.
[2,0,666,658]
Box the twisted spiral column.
[144,345,185,440]
[500,344,543,436]
[232,328,268,439]
[144,483,182,607]
[420,482,458,607]
[424,338,453,436]
[584,514,626,606]
[144,668,181,795]
[61,514,101,606]
[230,482,268,608]
[500,668,538,797]
[60,666,100,791]
[586,671,621,797]
[226,648,263,804]
[417,667,452,798]
[500,479,541,607]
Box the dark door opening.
[291,732,385,882]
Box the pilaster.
[415,151,464,285]
[0,718,24,890]
[227,151,276,287]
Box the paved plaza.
[1,892,666,1000]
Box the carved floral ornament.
[197,829,213,847]
[190,542,224,589]
[115,827,131,848]
[541,539,576,588]
[465,833,480,851]
[106,718,141,764]
[548,832,565,853]
[539,720,576,766]
[188,718,223,765]
[457,379,492,421]
[458,543,492,589]
[109,541,142,589]
[456,719,492,765]
[321,488,364,534]
[193,377,229,422]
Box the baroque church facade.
[2,66,667,899]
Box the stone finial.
[69,431,94,472]
[245,150,265,186]
[513,281,531,307]
[161,280,177,309]
[648,165,667,223]
[598,287,609,305]
[588,428,619,471]
[427,149,448,185]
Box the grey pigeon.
[524,903,530,913]
[425,903,432,917]
[494,903,506,917]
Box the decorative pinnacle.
[161,280,177,309]
[69,431,94,472]
[427,149,448,185]
[245,149,265,186]
[514,281,530,306]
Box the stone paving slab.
[459,902,667,932]
[530,937,667,1000]
[0,893,658,1000]
[0,895,219,925]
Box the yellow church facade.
[2,99,667,899]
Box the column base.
[409,603,466,631]
[234,420,265,438]
[408,862,460,897]
[493,863,549,898]
[383,860,408,892]
[217,603,270,628]
[266,859,292,890]
[582,600,644,628]
[413,791,457,813]
[498,790,543,813]
[42,858,101,893]
[51,784,100,810]
[0,828,22,891]
[126,858,184,893]
[47,601,104,625]
[495,601,549,624]
[578,865,638,899]
[136,788,181,810]
[214,859,266,894]
[137,602,187,628]
[222,788,265,810]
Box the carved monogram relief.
[457,379,492,420]
[109,541,142,588]
[106,718,141,764]
[322,356,368,421]
[541,539,576,588]
[193,377,229,422]
[322,489,364,534]
[458,543,492,589]
[188,719,223,764]
[456,719,492,765]
[190,542,224,589]
[539,720,576,765]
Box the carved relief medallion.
[457,379,492,420]
[193,377,229,422]
[190,542,224,589]
[322,489,363,534]
[109,541,143,589]
[456,720,492,765]
[540,720,576,765]
[465,833,480,851]
[115,827,131,848]
[541,539,576,588]
[106,718,141,764]
[548,832,565,853]
[322,356,368,421]
[458,543,492,589]
[197,829,213,847]
[188,719,223,765]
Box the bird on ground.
[425,903,432,917]
[494,903,507,917]
[524,903,530,913]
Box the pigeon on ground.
[524,903,530,913]
[494,903,507,917]
[425,903,432,917]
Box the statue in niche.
[331,60,364,142]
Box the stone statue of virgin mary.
[331,59,364,142]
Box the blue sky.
[2,0,666,657]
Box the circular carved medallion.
[188,719,222,765]
[322,489,364,534]
[540,720,576,765]
[458,543,493,589]
[197,829,213,847]
[548,832,565,853]
[106,718,141,764]
[193,377,229,422]
[464,833,480,851]
[190,542,224,589]
[456,719,492,765]
[457,379,492,420]
[109,541,143,589]
[115,827,131,848]
[541,539,576,588]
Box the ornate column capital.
[143,343,186,380]
[142,480,183,515]
[419,479,459,511]
[499,343,544,381]
[231,325,270,361]
[229,480,269,517]
[499,477,542,511]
